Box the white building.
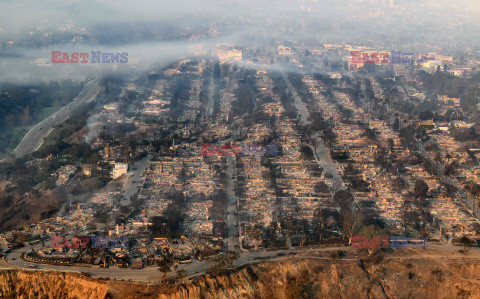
[112,163,128,179]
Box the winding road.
[11,79,103,158]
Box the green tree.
[93,209,110,224]
[333,190,354,210]
[87,222,97,232]
[414,179,429,199]
[360,225,384,256]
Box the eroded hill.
[2,250,480,298]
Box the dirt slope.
[1,252,480,298]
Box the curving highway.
[11,79,103,159]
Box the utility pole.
[473,196,476,218]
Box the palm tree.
[157,260,171,281]
[460,235,472,255]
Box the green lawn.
[5,126,29,153]
[4,106,61,154]
[34,106,59,122]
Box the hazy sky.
[0,0,479,82]
[1,0,478,42]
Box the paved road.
[225,154,239,250]
[11,79,103,158]
[0,235,283,282]
[206,76,215,117]
[312,133,344,192]
[282,72,344,192]
[0,237,348,283]
[122,155,152,205]
[4,241,477,283]
[282,72,308,125]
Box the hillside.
[2,249,480,298]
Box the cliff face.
[2,255,480,298]
[0,269,109,298]
[146,257,480,299]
